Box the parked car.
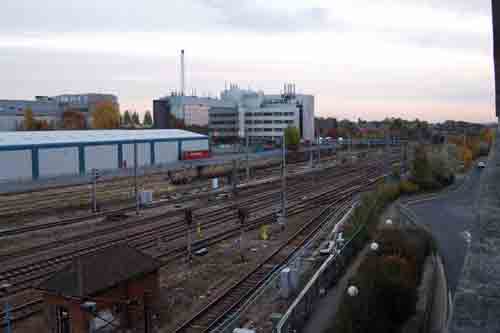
[478,161,486,169]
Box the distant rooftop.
[0,129,207,148]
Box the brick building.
[37,244,161,333]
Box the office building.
[154,84,315,143]
[0,93,119,131]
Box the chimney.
[180,50,185,96]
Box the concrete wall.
[0,150,32,181]
[155,141,178,164]
[39,147,79,177]
[85,145,118,172]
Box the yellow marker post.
[197,223,202,239]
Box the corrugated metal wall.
[39,147,79,177]
[155,141,178,164]
[85,145,118,172]
[122,143,151,167]
[0,150,32,181]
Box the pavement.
[449,138,500,333]
[407,167,482,296]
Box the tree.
[23,108,36,130]
[143,111,153,127]
[284,126,300,147]
[131,112,141,126]
[123,110,132,126]
[92,101,120,129]
[62,110,86,129]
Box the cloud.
[201,0,336,32]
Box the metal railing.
[275,204,365,333]
[209,201,357,333]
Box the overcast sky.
[0,0,496,123]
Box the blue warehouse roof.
[0,129,207,149]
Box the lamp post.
[1,283,12,333]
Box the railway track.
[0,164,384,296]
[0,158,392,327]
[173,182,375,332]
[0,157,370,239]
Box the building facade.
[0,93,119,131]
[154,84,315,143]
[0,129,208,183]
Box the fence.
[275,204,366,333]
[208,201,358,333]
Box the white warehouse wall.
[181,140,209,152]
[85,145,118,172]
[0,150,32,181]
[123,143,151,167]
[155,141,178,164]
[39,147,79,177]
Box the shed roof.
[37,244,161,297]
[0,129,206,148]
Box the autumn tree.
[92,102,120,129]
[63,110,86,129]
[143,111,153,127]
[23,108,37,130]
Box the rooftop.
[37,244,161,297]
[0,129,207,148]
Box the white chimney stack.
[180,49,185,96]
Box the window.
[264,128,272,132]
[275,128,283,132]
[274,120,283,124]
[263,120,272,124]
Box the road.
[408,168,482,295]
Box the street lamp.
[347,285,359,297]
[385,219,393,226]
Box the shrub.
[400,180,419,194]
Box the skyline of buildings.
[153,83,315,143]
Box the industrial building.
[0,93,119,131]
[153,95,232,129]
[154,84,315,143]
[0,129,208,182]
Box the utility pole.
[245,133,250,181]
[280,134,287,226]
[91,169,99,213]
[134,142,139,215]
[237,208,248,262]
[232,159,238,197]
[317,136,321,167]
[185,208,193,263]
[386,130,391,176]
